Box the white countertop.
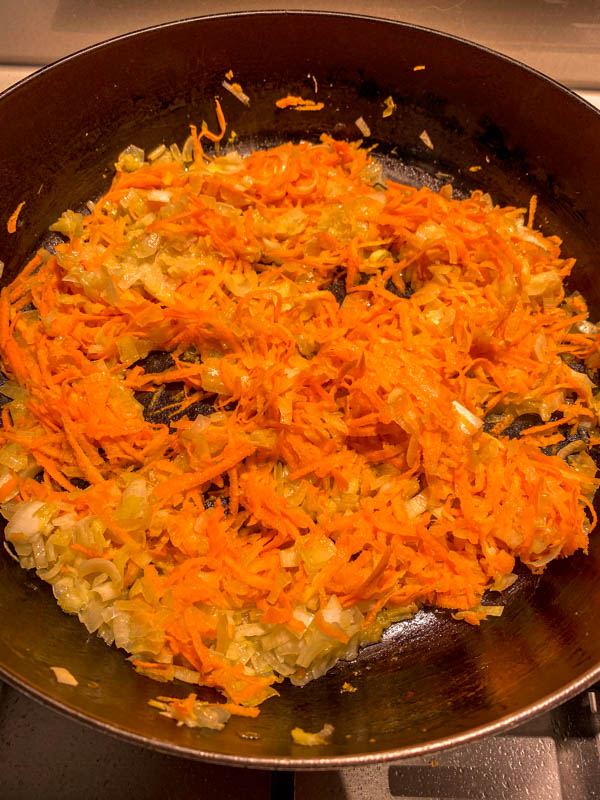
[0,65,32,90]
[578,90,600,110]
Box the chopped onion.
[222,80,250,106]
[50,666,79,686]
[181,135,195,162]
[382,96,396,118]
[452,401,483,435]
[92,581,120,602]
[573,319,599,335]
[419,130,434,149]
[321,594,343,625]
[32,537,48,569]
[291,722,334,746]
[280,548,298,568]
[526,271,561,296]
[146,189,171,203]
[172,666,202,684]
[0,380,27,400]
[77,558,122,586]
[405,493,427,519]
[236,623,266,637]
[292,606,314,628]
[148,144,166,161]
[515,225,551,250]
[490,573,518,592]
[479,605,504,617]
[523,544,562,570]
[5,500,45,539]
[355,116,371,137]
[532,333,547,361]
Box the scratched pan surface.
[0,11,600,768]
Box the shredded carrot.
[6,200,25,234]
[528,194,538,228]
[0,128,599,727]
[0,475,18,500]
[69,542,103,558]
[221,702,260,718]
[315,611,350,643]
[228,466,239,517]
[189,98,227,164]
[275,95,324,111]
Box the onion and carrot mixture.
[1,124,600,730]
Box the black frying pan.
[1,11,600,768]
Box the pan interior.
[0,11,600,766]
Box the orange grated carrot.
[275,95,324,111]
[6,200,25,234]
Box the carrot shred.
[275,95,324,111]
[221,702,260,718]
[6,200,25,234]
[528,194,538,228]
[315,611,350,643]
[0,475,18,500]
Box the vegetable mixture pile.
[1,120,599,729]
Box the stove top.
[1,680,599,799]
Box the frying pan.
[1,11,600,769]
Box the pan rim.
[1,656,599,769]
[1,7,600,769]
